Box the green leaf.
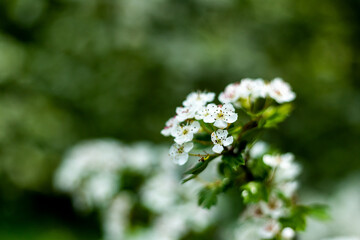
[261,104,293,128]
[182,155,218,183]
[198,186,218,209]
[305,204,331,221]
[222,153,245,171]
[184,160,209,175]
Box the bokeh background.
[0,0,359,239]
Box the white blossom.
[258,219,281,239]
[204,103,238,128]
[175,106,196,122]
[277,181,299,198]
[172,121,200,144]
[183,91,215,108]
[161,116,179,136]
[103,194,132,240]
[238,78,267,100]
[211,129,233,153]
[260,196,285,219]
[169,142,194,165]
[263,153,295,168]
[263,153,301,182]
[267,78,296,103]
[218,82,241,105]
[282,227,296,239]
[249,141,269,158]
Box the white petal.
[222,103,235,112]
[203,115,215,123]
[223,136,233,146]
[174,154,189,165]
[184,142,194,152]
[212,144,224,153]
[190,121,200,132]
[225,113,238,123]
[214,119,228,128]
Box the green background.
[0,0,359,239]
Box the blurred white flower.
[267,78,296,103]
[54,139,124,209]
[141,172,178,213]
[263,153,301,182]
[204,103,238,128]
[277,181,299,198]
[258,219,281,239]
[249,141,269,158]
[259,195,285,219]
[103,193,132,240]
[211,129,233,153]
[281,227,296,239]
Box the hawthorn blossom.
[169,142,194,165]
[218,82,241,105]
[183,91,215,108]
[260,196,285,219]
[176,106,196,122]
[195,103,217,120]
[172,121,200,144]
[238,78,267,100]
[258,219,281,239]
[263,153,295,168]
[281,227,296,239]
[277,181,299,198]
[204,103,238,128]
[211,129,233,153]
[267,78,296,103]
[161,116,179,136]
[263,153,301,181]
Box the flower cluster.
[161,78,326,239]
[235,145,302,240]
[54,139,216,240]
[219,77,296,105]
[161,78,296,166]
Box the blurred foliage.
[0,0,359,239]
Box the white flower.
[277,181,299,198]
[267,78,296,103]
[263,153,295,168]
[175,106,196,122]
[172,121,200,144]
[161,116,179,136]
[169,142,194,165]
[183,91,215,108]
[204,103,238,128]
[218,82,241,105]
[260,195,285,219]
[103,194,132,240]
[238,78,267,100]
[249,141,269,158]
[211,129,233,153]
[195,103,216,120]
[281,227,296,239]
[259,219,281,239]
[263,153,301,182]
